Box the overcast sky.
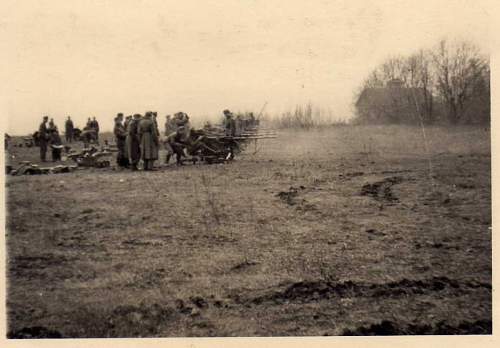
[0,0,492,134]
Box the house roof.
[356,87,427,107]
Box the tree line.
[355,39,490,125]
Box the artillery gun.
[9,161,77,175]
[67,146,112,168]
[184,123,277,164]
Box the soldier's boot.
[40,148,46,162]
[176,154,183,166]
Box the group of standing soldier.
[84,117,100,142]
[222,109,256,137]
[38,116,64,162]
[36,109,256,168]
[114,111,192,170]
[38,115,96,161]
[114,111,162,171]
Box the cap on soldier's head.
[133,113,141,118]
[43,115,49,119]
[117,113,124,117]
[223,109,231,115]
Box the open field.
[5,125,491,337]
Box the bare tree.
[404,50,434,123]
[432,39,489,124]
[380,55,407,82]
[355,38,489,125]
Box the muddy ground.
[5,125,491,337]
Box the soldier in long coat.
[138,112,159,170]
[65,116,74,143]
[38,116,49,161]
[152,112,160,137]
[91,117,100,142]
[126,114,142,170]
[113,113,128,168]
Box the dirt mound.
[342,319,492,335]
[8,326,64,338]
[360,176,403,202]
[247,277,491,305]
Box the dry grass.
[6,125,491,337]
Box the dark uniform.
[91,118,100,142]
[126,115,142,170]
[114,114,128,168]
[138,114,159,170]
[50,130,63,161]
[38,118,49,161]
[65,117,74,143]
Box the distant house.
[355,79,432,124]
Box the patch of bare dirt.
[238,277,491,305]
[342,319,492,335]
[360,176,404,202]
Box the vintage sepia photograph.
[1,0,493,341]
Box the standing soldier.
[164,115,173,135]
[124,115,132,133]
[223,109,236,136]
[65,116,74,143]
[138,111,159,170]
[152,112,160,137]
[183,113,191,135]
[114,113,128,168]
[92,117,100,142]
[38,116,49,161]
[49,127,63,161]
[235,114,243,136]
[48,118,56,134]
[126,114,142,170]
